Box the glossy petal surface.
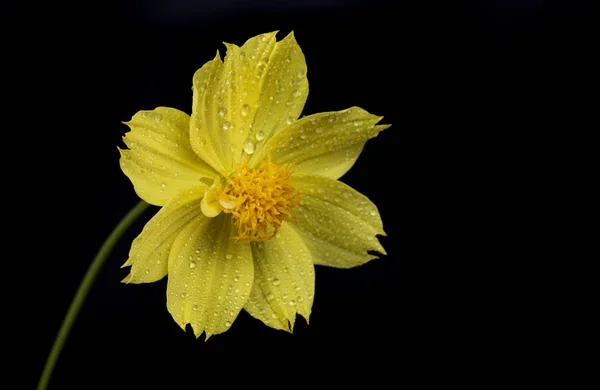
[190,32,308,173]
[244,222,314,331]
[251,107,389,178]
[120,107,218,206]
[167,214,254,338]
[289,174,386,268]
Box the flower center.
[204,159,301,242]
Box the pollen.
[219,158,301,242]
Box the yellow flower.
[119,31,390,339]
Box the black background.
[3,0,596,388]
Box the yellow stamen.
[219,158,301,242]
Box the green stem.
[37,200,151,390]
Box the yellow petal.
[119,107,219,206]
[288,174,386,268]
[166,214,254,339]
[121,186,206,284]
[190,53,229,175]
[251,107,390,179]
[244,222,314,331]
[190,32,308,173]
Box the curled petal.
[121,186,207,283]
[167,214,254,339]
[120,107,219,206]
[289,174,386,268]
[244,222,314,331]
[251,107,390,178]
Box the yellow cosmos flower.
[119,31,390,339]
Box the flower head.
[119,31,390,338]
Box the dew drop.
[370,210,377,216]
[225,321,232,328]
[222,121,231,130]
[267,293,275,301]
[234,276,239,282]
[288,300,296,306]
[219,108,227,116]
[189,261,197,269]
[287,117,295,125]
[240,51,246,59]
[225,253,233,260]
[293,89,301,97]
[193,305,198,311]
[180,292,187,299]
[155,114,162,121]
[272,278,281,286]
[255,131,265,141]
[199,83,207,91]
[285,56,291,63]
[244,141,255,154]
[241,104,250,116]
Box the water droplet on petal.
[244,141,255,154]
[225,321,232,328]
[255,131,265,141]
[180,292,187,299]
[155,114,162,121]
[219,108,227,116]
[189,261,197,269]
[288,300,296,306]
[272,278,281,286]
[267,293,275,301]
[287,117,295,125]
[222,121,231,130]
[241,104,250,116]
